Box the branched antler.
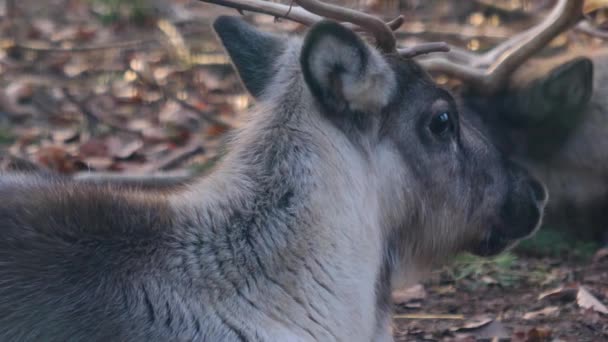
[199,0,449,57]
[418,0,585,94]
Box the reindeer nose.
[528,179,547,203]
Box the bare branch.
[201,0,323,26]
[576,20,608,39]
[137,141,205,173]
[199,0,453,57]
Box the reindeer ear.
[213,16,285,99]
[300,20,395,115]
[507,57,593,125]
[504,58,593,158]
[541,57,593,112]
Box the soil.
[392,255,608,341]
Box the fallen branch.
[137,141,205,173]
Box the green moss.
[516,229,600,260]
[89,0,156,25]
[0,125,15,146]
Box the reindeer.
[0,1,546,340]
[217,0,605,242]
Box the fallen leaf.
[592,248,608,263]
[52,128,79,143]
[481,275,498,285]
[577,286,608,314]
[512,326,555,342]
[392,284,426,305]
[404,302,422,309]
[434,285,457,294]
[526,327,553,342]
[584,0,608,14]
[538,286,578,302]
[81,156,114,171]
[106,137,143,160]
[523,306,560,320]
[36,146,79,174]
[454,320,509,340]
[80,137,109,155]
[450,316,493,331]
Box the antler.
[199,0,449,57]
[418,0,584,94]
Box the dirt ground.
[392,254,608,341]
[0,1,607,341]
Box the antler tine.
[420,0,584,94]
[398,42,450,58]
[294,0,399,53]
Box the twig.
[575,21,608,39]
[8,39,158,53]
[132,70,232,129]
[138,141,205,173]
[61,88,99,135]
[61,88,142,136]
[4,24,208,54]
[393,314,465,320]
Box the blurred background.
[0,0,607,340]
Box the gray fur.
[0,18,545,341]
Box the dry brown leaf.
[577,286,608,314]
[392,284,426,305]
[481,275,498,285]
[106,137,143,160]
[512,327,554,342]
[526,327,553,342]
[81,156,114,171]
[592,248,608,263]
[449,316,493,332]
[538,286,578,302]
[36,146,79,174]
[454,320,509,340]
[79,138,108,158]
[523,306,560,320]
[584,0,608,14]
[52,129,79,143]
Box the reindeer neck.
[169,104,388,340]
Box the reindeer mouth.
[471,177,547,257]
[470,229,520,257]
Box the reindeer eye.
[429,111,454,137]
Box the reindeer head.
[210,1,547,271]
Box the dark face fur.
[376,56,547,258]
[213,17,547,261]
[461,56,593,160]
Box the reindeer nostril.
[528,179,547,203]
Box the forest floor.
[0,0,607,341]
[392,252,608,341]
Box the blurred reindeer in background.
[418,0,608,242]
